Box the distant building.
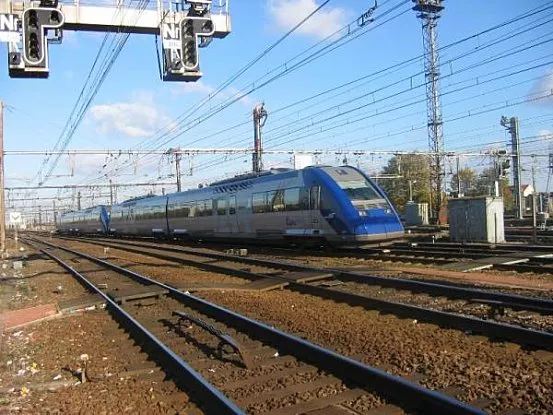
[509,184,534,213]
[522,184,534,213]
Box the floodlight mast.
[0,0,231,80]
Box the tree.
[450,167,477,197]
[473,167,514,211]
[380,154,431,213]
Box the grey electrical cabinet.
[448,197,505,243]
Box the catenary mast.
[413,0,445,222]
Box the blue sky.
[1,0,553,217]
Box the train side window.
[216,199,226,215]
[284,188,300,211]
[299,188,310,210]
[189,202,197,218]
[272,189,285,212]
[171,202,190,218]
[310,186,321,210]
[229,196,237,215]
[252,192,266,214]
[266,191,276,213]
[204,199,213,216]
[155,205,165,219]
[198,200,207,217]
[182,203,190,218]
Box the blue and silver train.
[57,166,404,246]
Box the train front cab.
[305,166,404,245]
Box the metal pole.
[0,101,5,254]
[175,149,182,192]
[53,200,57,226]
[252,103,268,173]
[501,116,523,219]
[456,156,461,197]
[77,191,81,210]
[109,179,114,205]
[513,117,523,219]
[413,0,445,223]
[532,165,537,243]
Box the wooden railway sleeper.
[173,310,253,369]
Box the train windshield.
[336,179,381,201]
[320,166,389,210]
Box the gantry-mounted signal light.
[161,1,217,81]
[4,0,230,81]
[9,7,64,78]
[163,12,214,82]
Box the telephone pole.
[413,0,445,223]
[252,103,268,173]
[0,101,5,253]
[501,116,523,219]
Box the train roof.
[120,194,158,203]
[60,205,107,214]
[209,168,294,186]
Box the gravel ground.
[330,282,553,332]
[240,250,553,298]
[59,238,553,332]
[0,240,197,414]
[20,236,553,413]
[0,311,193,414]
[197,290,553,414]
[67,240,250,288]
[0,241,89,313]
[45,241,386,414]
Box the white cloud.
[89,92,171,138]
[267,0,350,39]
[537,129,553,141]
[529,70,553,105]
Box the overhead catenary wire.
[123,1,553,169]
[82,0,413,186]
[33,0,552,202]
[34,0,151,186]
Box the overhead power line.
[34,0,150,186]
[80,0,412,186]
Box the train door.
[309,185,321,234]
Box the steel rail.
[46,236,553,350]
[395,241,553,252]
[74,236,553,314]
[28,237,486,415]
[25,240,244,415]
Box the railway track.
[43,235,553,350]
[344,242,553,274]
[24,236,486,415]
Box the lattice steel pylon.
[413,0,445,223]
